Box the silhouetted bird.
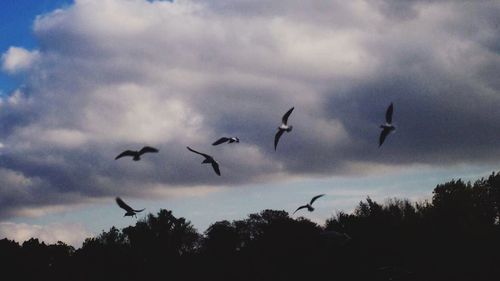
[293,194,325,214]
[379,103,395,147]
[115,146,159,161]
[212,137,240,146]
[275,107,294,150]
[115,197,145,218]
[186,146,221,176]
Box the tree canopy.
[2,172,500,280]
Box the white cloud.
[0,0,498,220]
[0,221,91,247]
[1,47,40,74]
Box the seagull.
[115,197,145,218]
[293,194,325,215]
[379,103,395,147]
[212,137,240,146]
[274,107,294,150]
[186,146,221,176]
[115,146,159,161]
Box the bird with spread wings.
[186,146,221,176]
[293,194,325,215]
[115,146,159,161]
[115,197,145,218]
[275,107,294,150]
[212,137,240,146]
[379,103,396,147]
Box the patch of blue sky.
[0,0,74,95]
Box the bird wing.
[212,137,229,146]
[133,208,145,213]
[211,161,221,176]
[385,103,394,124]
[293,205,309,215]
[274,129,284,150]
[115,197,134,212]
[139,146,159,155]
[310,194,325,205]
[115,150,137,160]
[282,107,294,125]
[186,146,212,159]
[379,128,391,147]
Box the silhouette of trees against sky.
[2,172,500,280]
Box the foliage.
[3,172,500,280]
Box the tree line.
[2,172,500,280]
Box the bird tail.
[287,126,293,132]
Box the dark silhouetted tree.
[4,172,500,281]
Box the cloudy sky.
[0,0,499,247]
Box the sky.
[0,0,499,247]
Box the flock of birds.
[114,103,396,218]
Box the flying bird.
[293,194,325,215]
[186,146,221,176]
[212,137,240,146]
[274,107,294,150]
[115,146,159,161]
[379,103,395,147]
[115,197,145,218]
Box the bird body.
[275,107,294,150]
[295,204,315,213]
[293,194,325,215]
[212,137,240,146]
[279,124,293,131]
[379,103,395,147]
[187,146,221,176]
[115,146,159,161]
[115,197,145,218]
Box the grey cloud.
[0,0,498,219]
